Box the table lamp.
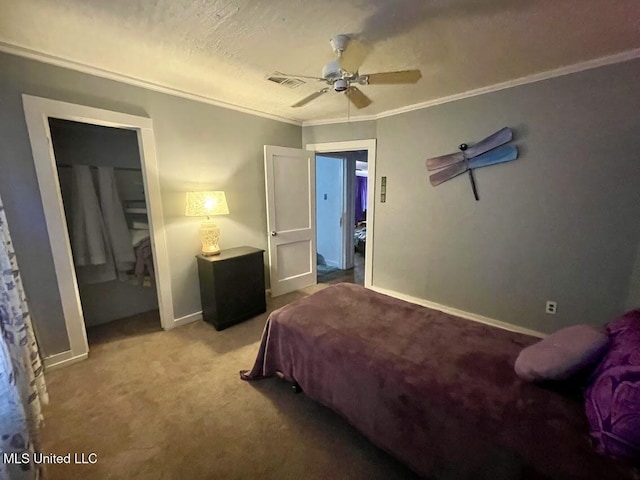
[185,191,229,256]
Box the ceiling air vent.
[267,73,305,89]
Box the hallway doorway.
[315,150,368,286]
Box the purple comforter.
[241,284,637,479]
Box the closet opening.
[48,118,161,345]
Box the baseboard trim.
[172,311,202,328]
[369,285,546,338]
[44,350,88,370]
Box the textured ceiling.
[1,0,639,123]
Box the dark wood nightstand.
[196,246,266,331]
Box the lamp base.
[200,221,221,256]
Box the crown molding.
[302,48,640,127]
[1,41,638,129]
[0,42,302,126]
[374,48,640,121]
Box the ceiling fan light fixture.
[333,79,348,92]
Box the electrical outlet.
[545,301,557,315]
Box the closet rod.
[57,164,141,172]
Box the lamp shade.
[185,191,229,217]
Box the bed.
[241,283,638,479]
[354,222,366,255]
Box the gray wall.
[0,52,301,356]
[627,246,640,311]
[374,60,640,333]
[305,59,640,333]
[50,119,159,327]
[2,49,638,356]
[302,120,377,146]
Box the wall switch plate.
[545,301,557,314]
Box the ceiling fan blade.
[345,86,372,109]
[291,89,329,108]
[426,151,465,171]
[429,162,468,186]
[339,38,372,73]
[465,127,513,158]
[365,70,422,85]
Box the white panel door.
[264,145,316,297]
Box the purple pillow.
[514,325,609,382]
[584,309,640,461]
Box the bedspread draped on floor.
[0,195,48,480]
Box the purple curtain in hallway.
[355,176,367,223]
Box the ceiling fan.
[278,34,422,109]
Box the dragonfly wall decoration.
[425,127,518,201]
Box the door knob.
[271,231,277,236]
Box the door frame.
[306,139,376,288]
[22,95,175,367]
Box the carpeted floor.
[40,285,417,480]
